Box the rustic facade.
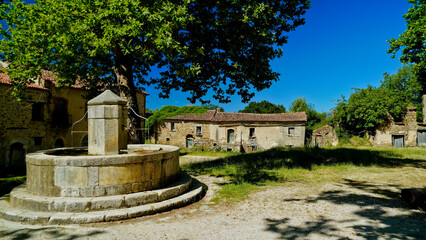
[0,63,147,174]
[312,125,338,147]
[370,103,426,147]
[153,109,307,152]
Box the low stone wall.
[25,144,179,197]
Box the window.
[249,128,255,138]
[170,122,176,131]
[31,102,44,121]
[55,139,64,148]
[33,137,43,146]
[52,98,69,126]
[166,138,170,142]
[196,126,202,136]
[288,127,295,135]
[227,129,235,143]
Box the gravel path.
[0,174,425,240]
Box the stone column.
[87,90,128,155]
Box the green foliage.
[289,97,326,136]
[0,0,311,104]
[337,136,373,148]
[183,146,426,186]
[147,105,208,131]
[238,100,286,113]
[201,103,224,112]
[334,65,423,135]
[0,176,25,196]
[388,0,426,91]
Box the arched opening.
[81,135,88,147]
[227,129,235,143]
[186,134,194,148]
[9,142,26,171]
[55,139,65,148]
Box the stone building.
[0,63,147,174]
[312,125,338,147]
[370,103,426,147]
[153,109,307,152]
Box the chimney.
[216,108,221,113]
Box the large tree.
[239,100,286,113]
[0,0,310,143]
[289,97,325,135]
[388,0,426,92]
[334,65,423,136]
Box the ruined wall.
[312,125,338,147]
[372,107,426,147]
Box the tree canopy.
[238,100,286,114]
[388,0,426,92]
[333,65,423,136]
[289,97,325,134]
[147,105,208,133]
[0,0,310,142]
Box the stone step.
[9,173,192,212]
[0,177,205,225]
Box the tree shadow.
[0,227,104,240]
[183,147,426,184]
[265,179,426,239]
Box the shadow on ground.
[0,227,104,240]
[265,179,426,240]
[184,147,426,184]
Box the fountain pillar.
[87,90,127,155]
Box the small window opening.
[32,102,44,121]
[288,127,295,135]
[170,122,175,131]
[166,138,170,142]
[249,128,255,138]
[196,126,202,136]
[227,129,235,143]
[55,139,64,148]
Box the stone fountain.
[0,90,204,224]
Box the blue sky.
[145,0,412,112]
[13,0,412,112]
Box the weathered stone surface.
[90,195,124,210]
[104,209,128,221]
[124,192,158,207]
[55,166,88,187]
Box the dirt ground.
[0,170,425,240]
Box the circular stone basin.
[25,144,179,197]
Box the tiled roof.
[0,72,48,90]
[167,110,307,123]
[0,69,149,95]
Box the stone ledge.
[10,173,192,212]
[0,178,205,225]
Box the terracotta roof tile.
[167,110,307,123]
[1,70,149,95]
[0,72,48,90]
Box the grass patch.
[180,148,241,158]
[0,176,25,196]
[211,182,257,204]
[183,146,426,202]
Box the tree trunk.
[401,188,426,207]
[113,48,143,144]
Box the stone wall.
[312,125,338,147]
[371,107,426,147]
[0,84,147,172]
[154,120,305,151]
